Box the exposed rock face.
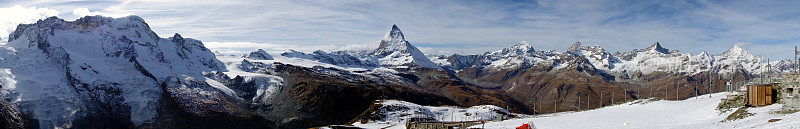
[0,99,25,129]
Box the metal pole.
[612,92,615,104]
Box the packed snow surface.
[472,92,800,129]
[351,100,517,129]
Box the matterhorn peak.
[374,25,414,55]
[370,25,439,68]
[644,42,670,54]
[384,24,406,42]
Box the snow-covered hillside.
[350,100,520,129]
[473,93,800,129]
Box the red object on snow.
[516,124,531,129]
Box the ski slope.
[473,92,800,129]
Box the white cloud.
[734,42,751,47]
[72,8,132,18]
[204,41,378,55]
[0,5,59,41]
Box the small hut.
[746,84,775,106]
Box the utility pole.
[624,90,627,102]
[761,55,764,84]
[555,98,559,113]
[795,45,798,73]
[612,92,615,104]
[578,97,581,110]
[650,86,653,98]
[676,84,679,100]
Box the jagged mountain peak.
[725,45,744,53]
[511,41,534,52]
[697,51,712,58]
[172,33,184,43]
[245,49,273,60]
[567,41,582,51]
[565,41,606,54]
[644,42,670,54]
[370,25,438,68]
[721,45,756,58]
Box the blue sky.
[2,0,800,60]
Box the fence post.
[600,94,603,107]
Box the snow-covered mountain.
[771,59,796,73]
[1,15,795,129]
[280,49,377,67]
[0,16,229,128]
[439,41,786,78]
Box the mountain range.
[0,16,792,129]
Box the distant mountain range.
[0,16,792,129]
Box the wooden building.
[746,84,775,106]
